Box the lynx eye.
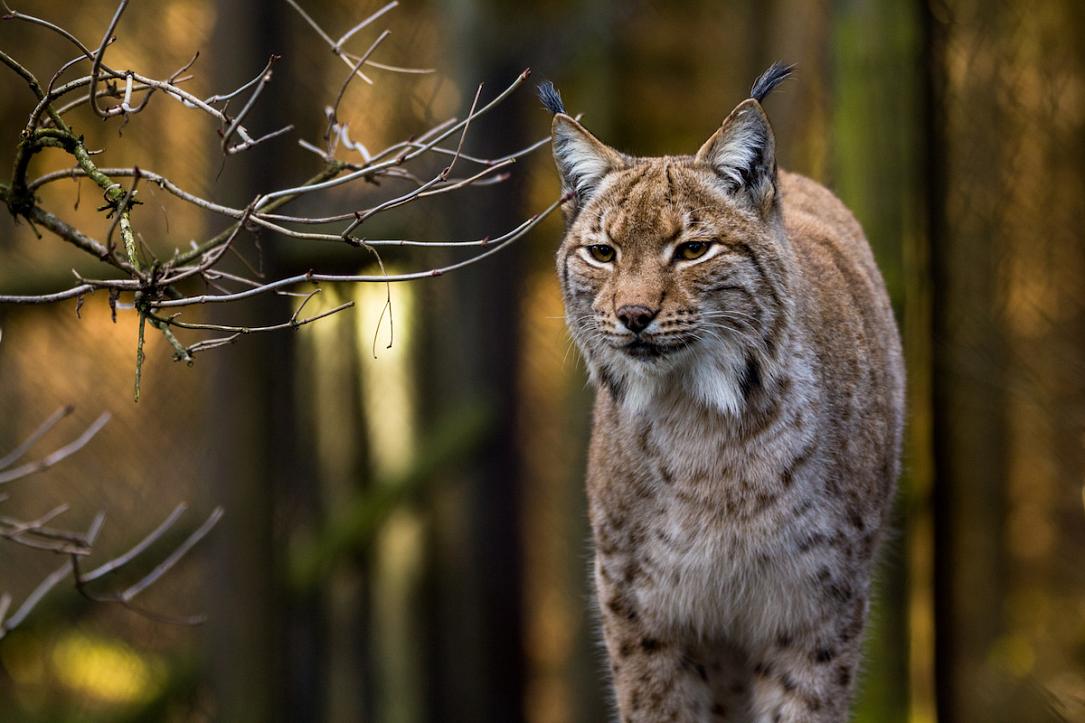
[587,244,616,263]
[675,241,712,261]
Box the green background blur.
[0,0,1083,721]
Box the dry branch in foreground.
[0,0,560,399]
[0,392,221,639]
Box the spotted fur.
[546,67,904,723]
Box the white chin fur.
[681,347,747,417]
[593,338,749,417]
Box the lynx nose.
[617,305,658,334]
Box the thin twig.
[88,0,130,119]
[335,1,397,49]
[1,563,70,635]
[0,405,74,470]
[326,30,391,143]
[119,507,223,602]
[0,412,111,485]
[254,68,532,209]
[164,299,354,335]
[0,401,222,637]
[152,194,565,309]
[134,311,146,402]
[221,55,279,155]
[81,504,187,582]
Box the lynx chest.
[589,402,830,645]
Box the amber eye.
[675,241,711,261]
[587,244,616,263]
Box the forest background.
[0,1,1082,721]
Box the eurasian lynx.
[541,64,904,722]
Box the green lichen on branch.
[134,311,146,403]
[2,81,159,402]
[133,300,192,402]
[147,313,191,364]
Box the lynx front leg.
[747,594,869,723]
[597,576,715,722]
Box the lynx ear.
[695,99,777,214]
[551,114,625,215]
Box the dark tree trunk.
[205,2,325,721]
[925,3,1011,720]
[417,2,533,720]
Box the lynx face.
[553,103,793,416]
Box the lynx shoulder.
[544,63,904,723]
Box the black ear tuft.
[537,81,566,115]
[750,62,796,103]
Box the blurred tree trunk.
[300,299,374,723]
[828,1,922,720]
[925,2,1011,720]
[205,2,325,721]
[416,1,532,720]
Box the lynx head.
[543,64,796,416]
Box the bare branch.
[1,2,551,383]
[153,193,565,309]
[117,507,223,602]
[1,563,70,635]
[221,55,279,154]
[2,3,97,60]
[0,510,92,554]
[283,0,338,52]
[88,0,130,119]
[350,58,434,75]
[0,412,110,485]
[81,504,187,582]
[0,405,223,637]
[153,299,356,358]
[29,166,246,218]
[256,68,532,209]
[442,82,484,180]
[335,1,397,49]
[285,0,400,85]
[226,123,295,155]
[0,594,11,628]
[327,30,391,143]
[0,405,74,470]
[185,333,241,354]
